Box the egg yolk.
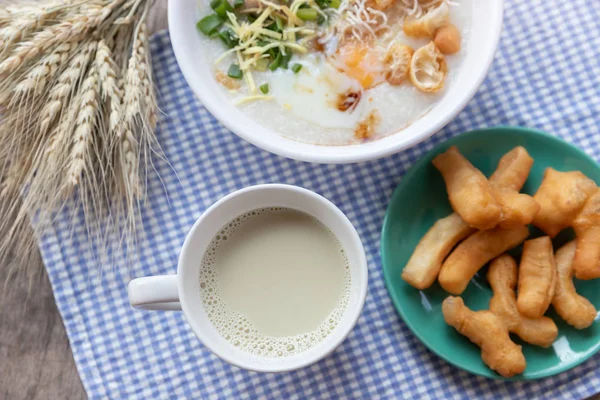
[332,44,385,89]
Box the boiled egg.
[268,56,367,129]
[329,42,386,89]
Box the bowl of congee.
[169,0,503,163]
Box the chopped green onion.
[292,64,302,73]
[269,52,282,71]
[228,63,243,79]
[260,83,269,94]
[275,15,284,31]
[268,47,279,59]
[197,14,224,36]
[219,29,238,48]
[280,52,292,69]
[234,0,245,8]
[330,0,340,8]
[266,22,280,32]
[296,8,318,21]
[213,0,234,18]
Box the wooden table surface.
[0,1,167,399]
[1,1,599,399]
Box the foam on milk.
[199,208,351,358]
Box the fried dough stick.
[517,237,556,318]
[438,225,529,295]
[442,296,526,378]
[489,147,539,228]
[402,147,534,290]
[552,241,597,328]
[488,146,534,191]
[492,189,540,229]
[432,146,502,230]
[532,168,596,237]
[572,189,600,280]
[401,214,475,289]
[488,255,558,347]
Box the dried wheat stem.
[95,40,122,135]
[68,64,99,186]
[40,41,95,133]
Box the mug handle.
[128,275,181,311]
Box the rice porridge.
[196,0,472,145]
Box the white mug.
[128,184,368,372]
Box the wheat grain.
[67,63,99,186]
[95,40,122,135]
[0,6,10,27]
[40,41,95,133]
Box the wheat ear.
[0,2,62,51]
[136,22,158,130]
[39,41,95,133]
[67,62,99,187]
[0,1,123,77]
[13,41,76,95]
[95,40,123,136]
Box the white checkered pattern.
[39,0,600,398]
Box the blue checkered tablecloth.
[38,0,600,398]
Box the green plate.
[381,126,600,380]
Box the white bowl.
[168,0,504,164]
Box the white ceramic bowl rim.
[168,0,503,163]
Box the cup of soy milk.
[128,184,368,372]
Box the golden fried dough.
[401,213,475,289]
[488,255,558,347]
[402,147,534,290]
[552,241,597,329]
[572,189,600,280]
[532,168,596,237]
[516,237,556,318]
[442,296,526,378]
[489,146,534,191]
[438,225,529,295]
[432,146,502,230]
[488,147,539,228]
[492,188,540,229]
